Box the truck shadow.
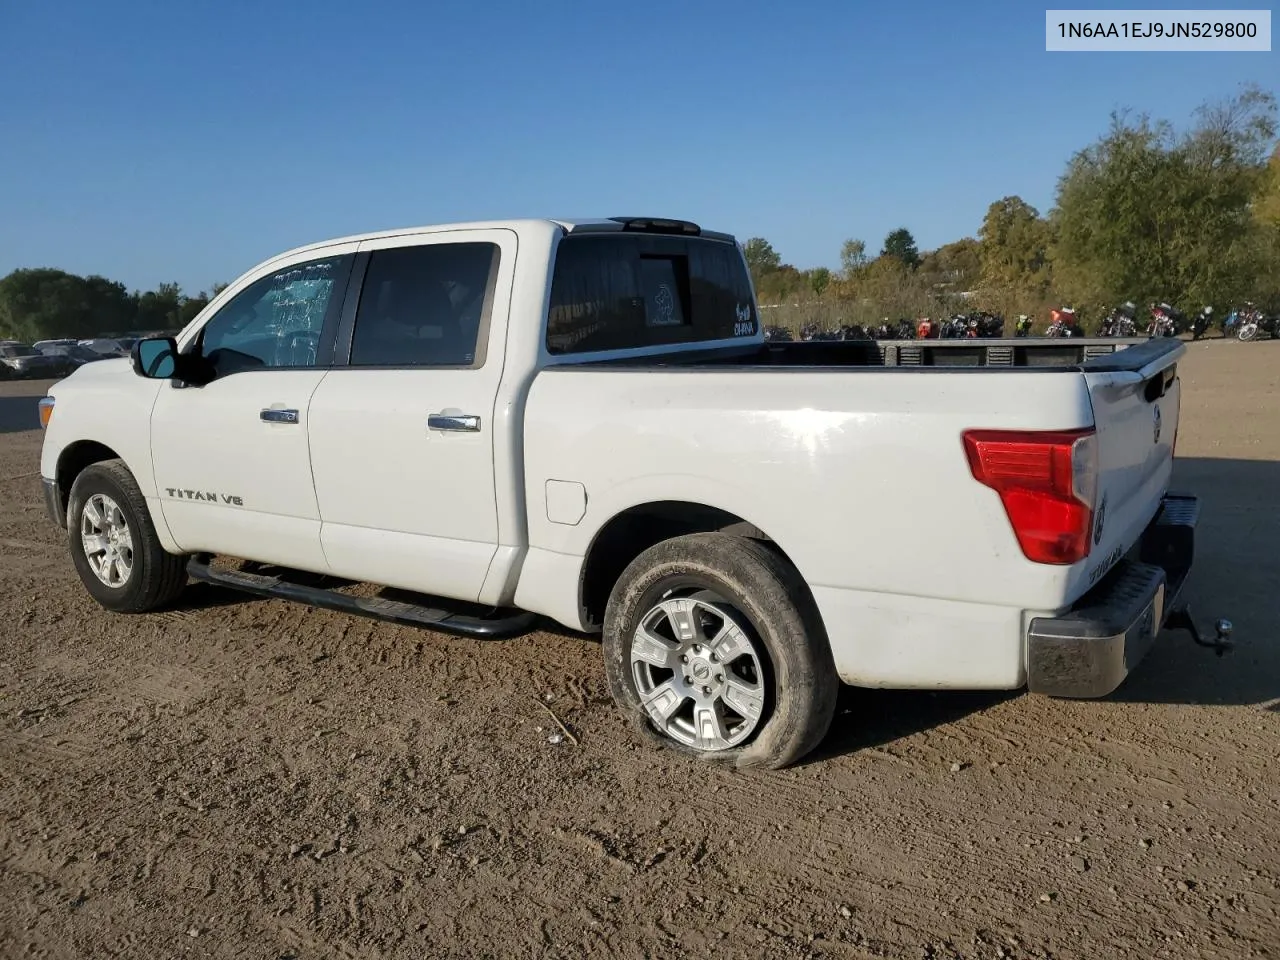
[0,393,43,434]
[165,580,268,613]
[807,456,1280,762]
[806,687,1016,764]
[1103,456,1279,707]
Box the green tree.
[919,238,982,292]
[839,239,868,278]
[978,197,1054,314]
[0,269,234,340]
[178,294,209,326]
[84,275,136,333]
[0,268,96,340]
[880,228,920,269]
[754,264,806,304]
[741,238,781,282]
[1255,144,1280,227]
[1052,84,1277,312]
[1251,145,1280,309]
[808,267,832,296]
[133,281,184,331]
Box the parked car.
[77,338,129,357]
[1,343,76,379]
[35,216,1225,769]
[38,343,112,369]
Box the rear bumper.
[1027,493,1198,698]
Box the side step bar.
[186,554,537,639]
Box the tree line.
[746,84,1280,333]
[0,268,227,343]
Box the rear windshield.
[546,234,758,355]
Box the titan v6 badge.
[165,488,244,506]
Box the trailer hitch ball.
[1164,606,1235,656]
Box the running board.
[186,554,537,639]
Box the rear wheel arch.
[578,500,811,631]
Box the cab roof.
[262,217,737,266]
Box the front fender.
[39,367,179,553]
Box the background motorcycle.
[1228,304,1275,341]
[1100,304,1138,337]
[1148,302,1183,337]
[1046,307,1083,338]
[1237,310,1278,341]
[1190,307,1213,340]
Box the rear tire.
[602,533,839,770]
[67,459,188,613]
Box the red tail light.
[962,428,1098,565]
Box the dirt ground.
[1,340,1277,960]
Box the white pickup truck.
[36,217,1228,769]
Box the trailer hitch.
[1164,605,1234,656]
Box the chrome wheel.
[630,590,768,752]
[80,493,134,588]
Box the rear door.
[306,229,516,602]
[1078,341,1183,579]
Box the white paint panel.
[320,524,498,601]
[149,370,331,570]
[810,585,1027,688]
[521,366,1103,616]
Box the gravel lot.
[1,339,1277,959]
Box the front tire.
[602,533,839,770]
[67,460,188,613]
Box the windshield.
[1,345,38,358]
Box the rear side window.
[349,242,500,368]
[546,235,757,354]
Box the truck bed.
[520,333,1183,688]
[571,336,1157,370]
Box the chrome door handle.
[261,408,300,424]
[428,413,481,432]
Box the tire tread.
[602,532,839,770]
[67,459,187,613]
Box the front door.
[306,229,515,602]
[150,248,355,572]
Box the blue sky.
[0,0,1275,293]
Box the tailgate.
[1074,338,1184,594]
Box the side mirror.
[131,337,178,379]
